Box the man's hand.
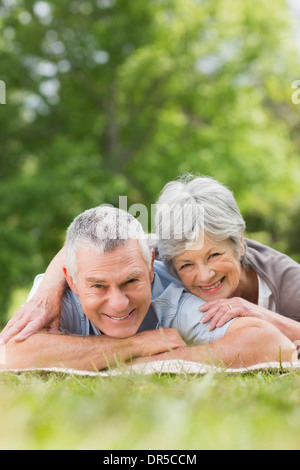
[0,289,61,344]
[133,328,186,358]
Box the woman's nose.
[195,264,215,284]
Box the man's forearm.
[2,328,186,371]
[2,333,143,371]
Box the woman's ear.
[240,233,245,257]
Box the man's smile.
[102,309,136,321]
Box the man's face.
[64,240,154,338]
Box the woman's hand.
[0,289,62,344]
[199,297,264,330]
[0,247,67,344]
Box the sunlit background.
[1,0,300,324]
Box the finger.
[0,314,23,334]
[0,304,33,338]
[205,304,237,330]
[14,318,48,341]
[210,308,243,330]
[0,318,32,344]
[199,301,220,312]
[200,303,227,323]
[201,309,217,323]
[207,312,228,330]
[202,299,239,320]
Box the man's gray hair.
[65,205,152,281]
[155,174,246,276]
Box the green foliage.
[1,0,300,320]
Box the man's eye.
[126,278,138,284]
[92,284,104,288]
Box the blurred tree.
[0,0,300,320]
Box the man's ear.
[63,266,79,295]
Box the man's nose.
[106,288,130,314]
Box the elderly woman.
[1,174,300,345]
[154,174,300,343]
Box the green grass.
[0,369,300,450]
[3,290,300,450]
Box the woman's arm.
[199,297,300,344]
[0,247,67,344]
[133,317,297,368]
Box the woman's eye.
[209,253,220,259]
[180,264,192,270]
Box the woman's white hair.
[65,205,152,281]
[155,174,246,276]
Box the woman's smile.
[198,276,225,292]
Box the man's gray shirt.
[28,260,233,344]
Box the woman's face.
[172,236,244,301]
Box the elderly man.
[0,206,295,371]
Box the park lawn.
[0,369,299,450]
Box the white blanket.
[1,359,300,377]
